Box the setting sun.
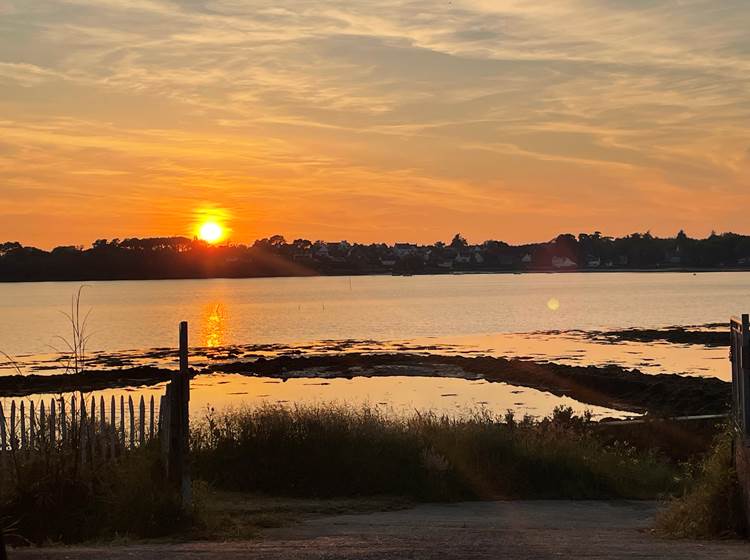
[198,221,224,244]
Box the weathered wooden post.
[168,321,191,507]
[731,314,750,528]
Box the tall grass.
[655,428,747,538]
[192,404,679,501]
[0,441,187,544]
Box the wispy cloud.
[1,0,749,246]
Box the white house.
[552,256,577,269]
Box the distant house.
[394,243,418,258]
[312,241,329,257]
[666,252,682,265]
[552,256,577,269]
[521,253,533,264]
[331,241,351,252]
[586,256,601,268]
[313,241,351,259]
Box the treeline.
[2,230,750,281]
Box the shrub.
[0,443,187,544]
[655,429,747,539]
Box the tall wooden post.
[168,321,191,508]
[731,314,750,529]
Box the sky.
[1,0,749,248]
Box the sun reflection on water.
[202,303,227,348]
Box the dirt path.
[10,501,749,559]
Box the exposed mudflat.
[0,351,730,417]
[583,324,729,347]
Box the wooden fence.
[0,393,161,460]
[730,314,750,529]
[0,322,191,497]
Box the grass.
[191,404,680,501]
[655,428,747,539]
[5,403,739,546]
[191,487,412,541]
[0,442,189,545]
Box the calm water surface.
[1,272,748,355]
[0,273,746,417]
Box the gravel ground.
[10,501,749,559]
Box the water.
[0,273,746,417]
[2,374,629,422]
[1,272,748,356]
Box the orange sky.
[1,1,749,248]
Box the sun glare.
[198,221,224,244]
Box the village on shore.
[3,230,750,281]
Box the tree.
[0,241,22,256]
[450,234,468,249]
[268,235,286,249]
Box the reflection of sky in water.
[0,274,735,415]
[0,374,635,422]
[1,273,748,357]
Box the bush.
[0,443,187,544]
[655,429,747,539]
[192,404,678,501]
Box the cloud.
[1,0,749,246]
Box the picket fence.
[0,393,166,462]
[0,321,191,508]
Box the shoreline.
[0,352,730,418]
[2,267,750,284]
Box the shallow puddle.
[1,373,636,422]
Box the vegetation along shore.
[4,230,750,281]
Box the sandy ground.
[9,501,749,559]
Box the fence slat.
[29,401,35,449]
[149,395,155,440]
[50,399,56,444]
[61,398,68,443]
[110,396,116,432]
[160,392,169,458]
[100,396,105,428]
[120,396,125,446]
[39,401,46,444]
[71,395,77,440]
[80,397,87,464]
[20,401,26,449]
[0,402,6,452]
[138,396,145,446]
[129,396,135,450]
[11,401,17,450]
